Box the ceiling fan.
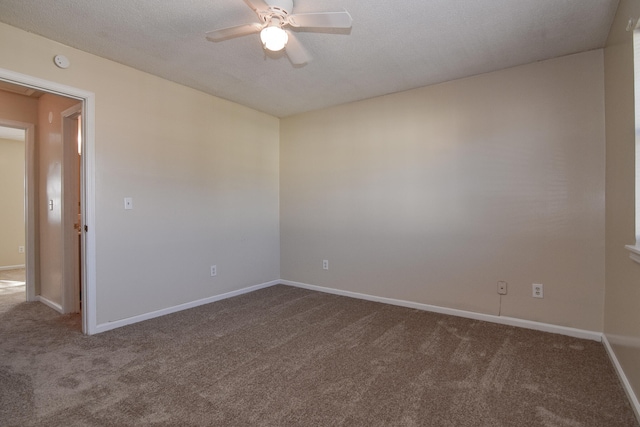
[206,0,353,65]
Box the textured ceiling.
[0,0,619,117]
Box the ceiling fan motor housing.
[264,0,293,16]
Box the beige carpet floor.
[0,283,637,426]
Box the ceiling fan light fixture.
[260,25,288,51]
[206,0,352,65]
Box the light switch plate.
[124,197,133,210]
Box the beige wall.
[0,90,37,270]
[281,50,606,331]
[37,93,80,305]
[0,137,25,267]
[604,0,640,405]
[0,22,280,324]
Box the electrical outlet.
[533,283,543,298]
[18,246,25,254]
[322,260,329,270]
[210,265,217,277]
[497,281,507,295]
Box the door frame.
[0,67,97,335]
[0,119,35,301]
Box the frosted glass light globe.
[260,26,288,51]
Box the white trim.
[0,264,26,271]
[0,68,98,335]
[625,245,640,264]
[82,87,97,335]
[606,333,640,349]
[94,280,280,334]
[281,280,603,342]
[24,122,36,302]
[36,295,64,313]
[603,334,640,423]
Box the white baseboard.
[281,280,602,342]
[94,280,280,334]
[602,334,640,423]
[0,264,25,271]
[36,295,63,313]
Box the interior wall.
[0,136,25,267]
[603,0,640,405]
[281,50,606,332]
[0,89,38,123]
[36,93,80,306]
[0,22,281,325]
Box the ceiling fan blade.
[288,11,353,29]
[206,22,263,42]
[243,0,270,12]
[285,32,312,65]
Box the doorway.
[0,126,26,298]
[0,68,96,334]
[0,93,81,316]
[0,117,36,302]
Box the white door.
[62,104,82,314]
